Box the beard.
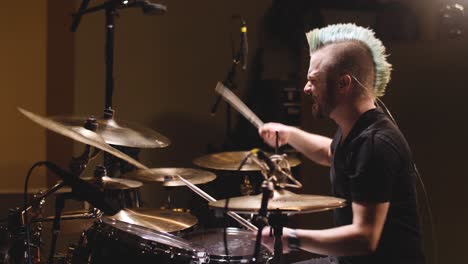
[311,79,337,119]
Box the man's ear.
[339,74,352,93]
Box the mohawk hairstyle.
[306,23,392,97]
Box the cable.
[221,151,255,263]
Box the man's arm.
[294,201,389,256]
[259,123,333,167]
[262,201,389,256]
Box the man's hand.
[260,226,294,254]
[259,123,293,148]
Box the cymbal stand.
[71,1,135,179]
[48,119,99,263]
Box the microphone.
[124,0,167,16]
[252,149,277,174]
[240,19,248,70]
[43,162,121,215]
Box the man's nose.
[304,83,312,94]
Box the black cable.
[376,98,438,264]
[23,161,47,264]
[222,151,255,262]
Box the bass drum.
[71,218,209,264]
[183,228,273,263]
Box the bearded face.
[306,62,339,119]
[313,74,338,118]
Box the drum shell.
[72,219,208,264]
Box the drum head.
[184,228,272,262]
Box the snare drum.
[184,228,272,263]
[72,218,209,264]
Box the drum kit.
[11,108,345,264]
[2,1,347,263]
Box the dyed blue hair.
[306,23,392,97]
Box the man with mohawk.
[259,24,425,264]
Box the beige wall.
[0,1,48,192]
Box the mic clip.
[250,149,303,189]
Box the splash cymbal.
[106,208,197,233]
[51,115,170,148]
[193,151,301,171]
[123,168,216,187]
[209,189,345,214]
[18,107,147,170]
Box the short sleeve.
[348,134,400,202]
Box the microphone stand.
[211,18,246,148]
[210,48,242,144]
[250,149,296,264]
[251,179,273,264]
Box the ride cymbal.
[193,151,301,171]
[123,168,216,187]
[18,107,147,169]
[106,208,198,233]
[51,115,170,148]
[209,189,345,214]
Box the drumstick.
[176,175,258,231]
[215,82,264,129]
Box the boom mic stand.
[249,149,301,264]
[211,17,248,149]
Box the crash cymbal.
[51,115,170,148]
[123,168,216,187]
[18,107,147,170]
[82,176,143,190]
[193,151,301,171]
[106,208,197,233]
[209,189,345,214]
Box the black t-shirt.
[330,108,425,264]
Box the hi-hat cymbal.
[209,189,345,214]
[82,176,143,190]
[106,208,197,233]
[51,115,170,148]
[18,107,147,170]
[193,151,301,171]
[123,168,216,187]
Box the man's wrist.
[287,228,301,251]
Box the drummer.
[259,24,425,264]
